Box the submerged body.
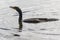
[23,18,58,23]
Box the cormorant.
[10,6,58,31]
[10,6,22,31]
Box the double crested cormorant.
[10,6,58,31]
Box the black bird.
[10,6,22,31]
[10,6,58,31]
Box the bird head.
[10,6,22,12]
[10,6,22,15]
[10,6,19,10]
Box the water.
[0,0,60,40]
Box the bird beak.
[10,6,15,9]
[10,6,13,8]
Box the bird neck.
[15,8,22,15]
[15,8,22,21]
